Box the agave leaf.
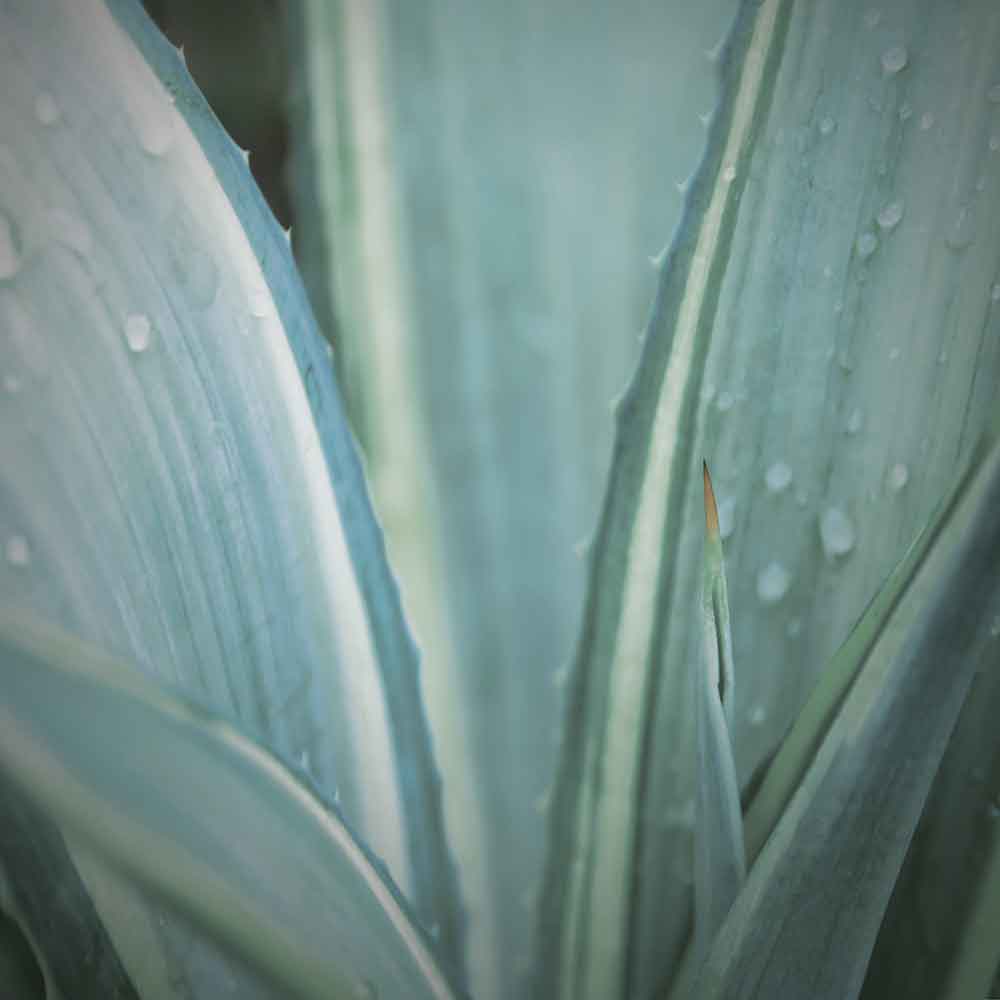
[0,608,461,1000]
[0,773,140,999]
[0,0,462,986]
[861,581,1000,998]
[539,0,1000,992]
[286,2,740,995]
[685,418,1000,999]
[742,443,975,863]
[692,464,745,962]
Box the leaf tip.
[703,460,720,538]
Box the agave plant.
[1,0,999,997]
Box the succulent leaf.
[0,608,461,1000]
[685,417,1000,999]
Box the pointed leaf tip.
[703,460,720,538]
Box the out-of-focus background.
[143,0,293,228]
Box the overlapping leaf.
[0,608,460,1000]
[0,0,462,988]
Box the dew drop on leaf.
[856,231,878,259]
[819,115,836,136]
[718,496,736,540]
[820,506,856,558]
[919,111,935,130]
[34,91,60,126]
[756,561,791,604]
[5,535,30,567]
[945,205,976,250]
[748,704,767,725]
[877,199,904,232]
[992,283,1000,303]
[765,460,793,493]
[888,463,909,491]
[47,208,92,257]
[249,288,273,318]
[716,389,735,412]
[124,313,152,353]
[846,407,865,434]
[880,45,908,75]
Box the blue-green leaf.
[686,417,1000,999]
[0,608,461,1000]
[286,3,739,996]
[693,464,745,962]
[0,0,462,985]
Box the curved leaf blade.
[0,0,463,977]
[688,419,1000,999]
[0,609,461,1000]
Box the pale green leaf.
[286,3,739,996]
[693,464,745,962]
[0,608,461,1000]
[539,0,1000,993]
[686,418,1000,999]
[0,0,462,986]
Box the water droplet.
[819,506,856,559]
[865,9,882,29]
[249,288,273,318]
[838,350,854,373]
[124,313,152,353]
[856,231,878,259]
[298,750,311,772]
[722,164,736,183]
[888,463,909,491]
[0,211,23,280]
[757,561,791,605]
[846,407,865,434]
[787,617,803,637]
[990,136,1000,153]
[819,115,836,136]
[990,616,1000,638]
[889,346,901,361]
[5,534,30,567]
[718,496,736,540]
[765,460,793,493]
[716,389,735,412]
[881,45,908,75]
[353,979,377,1000]
[35,91,60,126]
[833,298,844,314]
[988,83,1000,104]
[47,208,92,256]
[533,789,551,815]
[937,349,948,364]
[945,205,976,250]
[748,704,767,726]
[877,199,904,232]
[991,283,1000,303]
[919,111,935,130]
[138,112,175,157]
[898,102,913,122]
[3,373,21,394]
